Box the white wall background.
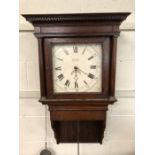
[19,0,135,155]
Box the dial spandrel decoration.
[52,44,102,92]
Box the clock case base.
[52,121,105,144]
[48,103,109,144]
[23,13,130,144]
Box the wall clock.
[23,13,130,144]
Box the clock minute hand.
[76,67,88,76]
[77,67,97,79]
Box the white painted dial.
[52,43,102,92]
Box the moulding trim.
[19,22,135,32]
[22,13,130,24]
[19,90,135,98]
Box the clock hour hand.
[70,66,79,80]
[71,66,79,90]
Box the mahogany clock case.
[23,13,131,144]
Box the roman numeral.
[65,80,70,87]
[88,56,94,60]
[75,81,78,88]
[88,73,95,79]
[82,47,87,55]
[57,74,64,81]
[83,80,88,85]
[90,65,96,69]
[57,58,63,61]
[64,50,69,55]
[55,67,62,70]
[73,46,78,53]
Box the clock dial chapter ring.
[53,44,102,92]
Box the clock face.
[52,43,102,93]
